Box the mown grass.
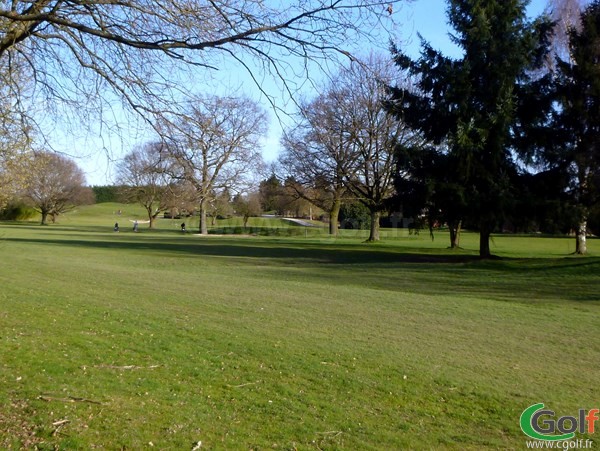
[0,204,598,449]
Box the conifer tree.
[387,0,552,257]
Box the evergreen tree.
[553,0,600,254]
[387,0,552,257]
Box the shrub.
[338,202,370,229]
[0,202,37,220]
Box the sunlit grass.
[0,204,598,448]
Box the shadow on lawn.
[3,234,481,265]
[3,226,599,303]
[0,222,184,235]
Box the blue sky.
[80,0,551,186]
[400,0,549,58]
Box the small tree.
[209,189,234,225]
[24,151,89,225]
[281,178,319,219]
[259,175,288,215]
[117,142,174,229]
[233,192,263,229]
[162,180,198,219]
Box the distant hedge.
[92,185,123,203]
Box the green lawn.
[1,204,598,449]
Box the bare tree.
[552,1,600,255]
[281,178,320,219]
[24,151,89,225]
[541,0,595,254]
[0,1,402,155]
[545,0,586,64]
[162,180,198,220]
[0,152,30,210]
[161,95,267,234]
[282,55,418,241]
[116,142,174,229]
[0,52,34,209]
[208,189,234,226]
[0,139,31,210]
[233,191,262,229]
[340,56,414,241]
[280,85,359,236]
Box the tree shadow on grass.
[2,233,481,265]
[3,231,600,304]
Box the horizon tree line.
[1,0,598,257]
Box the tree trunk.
[575,218,587,255]
[199,199,208,235]
[148,208,155,229]
[449,220,462,249]
[479,226,492,258]
[367,210,381,242]
[329,198,341,236]
[40,210,49,225]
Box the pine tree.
[387,0,552,257]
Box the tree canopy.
[160,95,267,234]
[24,151,91,225]
[387,0,553,257]
[116,142,175,229]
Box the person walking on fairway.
[114,222,119,232]
[181,222,186,233]
[133,220,138,232]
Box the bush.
[338,202,370,230]
[0,202,37,220]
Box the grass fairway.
[1,204,599,449]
